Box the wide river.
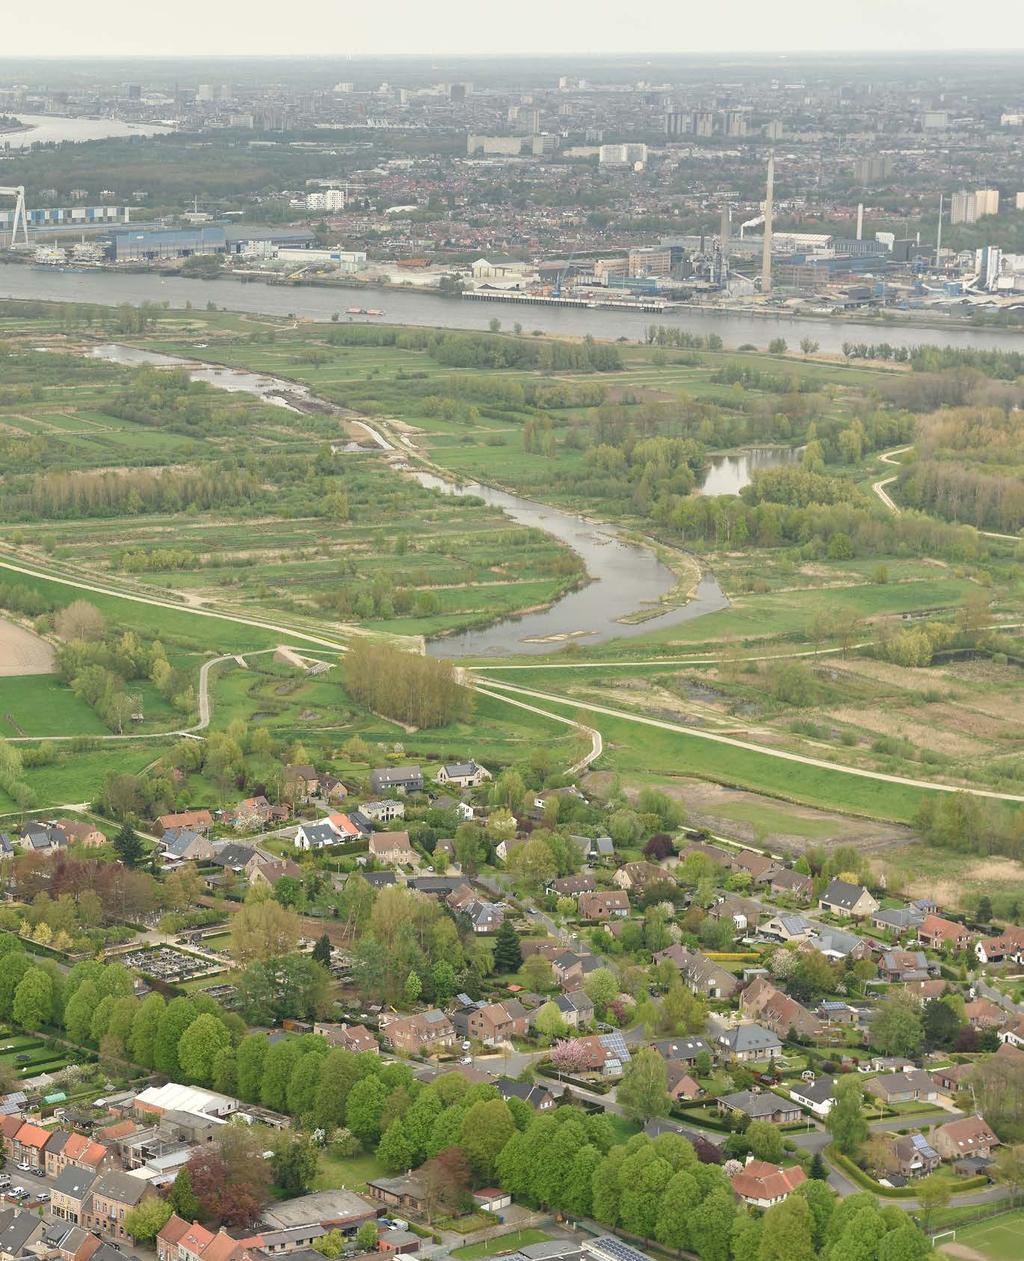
[2,264,1024,355]
[0,113,171,149]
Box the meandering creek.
[87,343,803,656]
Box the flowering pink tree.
[550,1037,590,1076]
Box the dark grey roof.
[873,907,924,929]
[442,762,479,777]
[162,828,204,857]
[44,1129,70,1154]
[52,1166,97,1199]
[495,1079,553,1106]
[822,877,871,909]
[0,1208,42,1253]
[792,1076,835,1105]
[371,766,423,784]
[718,1023,782,1052]
[210,842,258,867]
[719,1089,796,1117]
[364,872,397,887]
[91,1169,150,1205]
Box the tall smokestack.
[761,151,774,295]
[936,193,943,268]
[856,203,864,241]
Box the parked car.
[15,1163,30,1173]
[10,1188,27,1199]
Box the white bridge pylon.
[0,186,29,248]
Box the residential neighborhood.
[0,748,1015,1261]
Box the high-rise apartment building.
[951,189,1000,225]
[306,189,346,212]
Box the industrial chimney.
[761,152,774,294]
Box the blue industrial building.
[107,226,227,261]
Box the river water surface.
[4,264,1024,356]
[1,114,171,149]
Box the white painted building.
[306,188,346,212]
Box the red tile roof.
[731,1160,807,1202]
[16,1122,51,1149]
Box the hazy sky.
[8,0,1024,58]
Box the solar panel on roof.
[911,1134,939,1159]
[587,1236,654,1261]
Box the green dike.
[0,565,291,653]
[483,687,936,823]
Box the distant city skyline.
[6,0,1024,59]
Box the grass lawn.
[605,1114,642,1143]
[507,689,934,823]
[452,1231,553,1259]
[938,1209,1024,1261]
[0,675,109,738]
[314,1149,387,1192]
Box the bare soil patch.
[0,619,57,676]
[827,705,991,757]
[826,657,954,690]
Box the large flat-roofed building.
[108,226,226,261]
[1,205,129,231]
[224,226,318,254]
[133,1082,238,1120]
[467,135,523,156]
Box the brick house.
[654,945,740,1001]
[313,1023,379,1054]
[367,832,418,866]
[769,869,813,902]
[50,1168,97,1225]
[12,1121,51,1171]
[730,1160,806,1208]
[612,862,665,891]
[717,1090,801,1125]
[865,1070,938,1106]
[739,977,821,1040]
[379,1010,456,1057]
[45,1132,111,1179]
[918,914,973,952]
[156,810,213,836]
[818,878,879,920]
[731,851,781,884]
[577,891,630,921]
[55,819,107,848]
[883,1132,941,1180]
[572,1032,632,1077]
[366,1173,428,1213]
[230,796,273,830]
[81,1171,155,1242]
[879,950,933,983]
[964,998,1006,1030]
[467,1000,529,1047]
[932,1115,1001,1162]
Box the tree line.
[343,641,471,729]
[323,324,623,372]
